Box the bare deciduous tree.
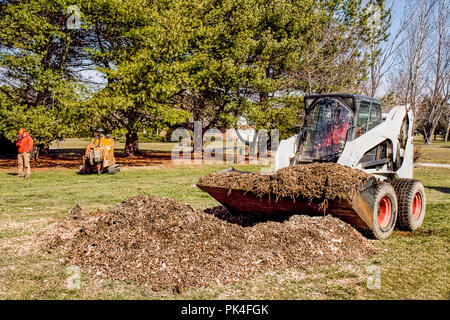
[421,0,450,143]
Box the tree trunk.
[424,125,435,145]
[31,144,40,161]
[125,132,139,156]
[421,125,427,142]
[445,121,450,143]
[31,143,47,161]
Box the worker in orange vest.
[15,128,34,178]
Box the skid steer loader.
[198,94,426,239]
[79,129,120,175]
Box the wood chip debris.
[198,163,373,208]
[41,192,376,292]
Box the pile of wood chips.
[42,193,376,292]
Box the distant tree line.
[379,0,449,144]
[1,0,392,155]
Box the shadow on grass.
[426,186,450,194]
[395,229,434,237]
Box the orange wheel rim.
[412,192,422,220]
[378,196,392,229]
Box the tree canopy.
[0,0,391,154]
[0,0,91,147]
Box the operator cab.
[296,94,383,163]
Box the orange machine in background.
[79,129,120,175]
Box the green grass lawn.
[49,137,450,165]
[415,135,450,164]
[0,165,448,299]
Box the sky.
[376,0,408,97]
[387,0,407,31]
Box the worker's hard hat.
[18,128,26,135]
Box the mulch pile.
[42,194,376,292]
[198,163,373,209]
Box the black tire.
[362,182,398,240]
[391,179,426,231]
[78,165,88,175]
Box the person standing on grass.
[15,128,33,178]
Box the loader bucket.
[197,184,376,231]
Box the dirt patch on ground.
[0,152,173,170]
[41,194,376,292]
[198,163,373,209]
